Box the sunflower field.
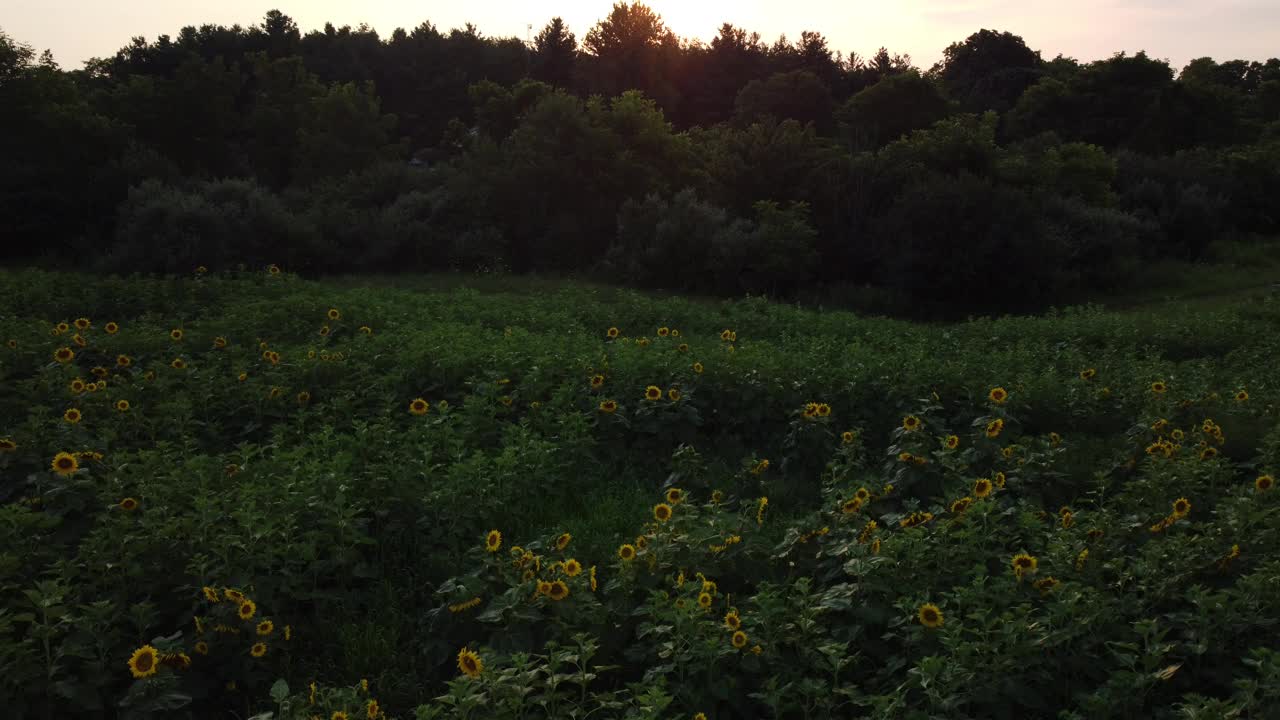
[1,267,1278,720]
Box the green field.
[2,267,1279,719]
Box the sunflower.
[408,398,429,416]
[949,497,972,514]
[225,588,242,602]
[897,452,914,463]
[970,478,992,498]
[985,418,1004,438]
[1011,553,1038,577]
[250,642,267,658]
[678,343,689,352]
[268,264,281,275]
[993,472,1006,488]
[840,430,856,445]
[366,699,380,719]
[692,362,704,374]
[695,714,708,720]
[4,339,14,348]
[72,333,87,347]
[1080,368,1096,381]
[0,439,15,453]
[563,559,582,577]
[555,532,572,551]
[284,625,292,640]
[168,328,183,342]
[257,620,274,636]
[841,497,862,514]
[814,403,831,417]
[52,452,79,476]
[657,326,670,337]
[1002,446,1016,459]
[945,435,960,450]
[116,400,131,413]
[917,603,944,628]
[55,322,70,334]
[988,387,1009,404]
[590,374,605,389]
[653,503,673,522]
[359,325,373,335]
[104,322,119,335]
[297,391,311,405]
[645,385,662,401]
[664,488,685,505]
[731,630,748,649]
[618,543,637,561]
[457,648,483,678]
[599,399,618,413]
[1060,512,1074,529]
[119,497,138,511]
[1033,577,1060,594]
[238,372,248,382]
[54,347,75,363]
[194,641,209,655]
[332,712,348,720]
[327,308,341,321]
[63,408,82,424]
[1257,475,1275,492]
[238,600,257,620]
[1172,497,1191,517]
[545,580,569,600]
[589,566,598,591]
[605,326,621,339]
[73,317,91,331]
[1199,446,1218,461]
[128,645,160,678]
[486,529,502,553]
[902,415,922,432]
[1235,390,1249,402]
[720,329,732,341]
[202,586,220,602]
[171,358,186,370]
[668,387,682,401]
[697,592,713,609]
[1151,380,1168,394]
[318,325,331,337]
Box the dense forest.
[2,4,1279,311]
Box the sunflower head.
[1235,390,1249,402]
[606,326,620,339]
[319,325,331,337]
[665,487,684,504]
[841,498,862,515]
[171,358,186,370]
[457,648,483,678]
[297,391,311,405]
[1080,368,1096,381]
[917,603,944,628]
[724,611,741,630]
[194,641,209,655]
[202,586,220,602]
[563,558,582,576]
[944,435,960,450]
[547,580,569,600]
[677,342,689,352]
[731,630,748,649]
[1011,553,1038,576]
[409,398,429,416]
[119,497,138,511]
[1257,475,1275,492]
[170,328,183,341]
[697,591,713,609]
[657,326,670,336]
[644,385,662,401]
[250,642,267,658]
[104,322,119,335]
[653,502,673,522]
[902,415,921,432]
[668,387,682,401]
[268,264,281,275]
[949,497,972,514]
[599,399,618,413]
[555,532,571,551]
[238,599,257,620]
[257,620,274,636]
[1151,381,1168,394]
[988,387,1008,404]
[127,645,160,678]
[1172,497,1191,516]
[52,452,79,476]
[54,347,75,363]
[116,400,131,412]
[985,418,1004,438]
[485,529,502,553]
[841,430,856,444]
[692,362,704,374]
[618,543,637,561]
[63,408,82,424]
[327,308,341,321]
[590,374,605,389]
[74,317,91,330]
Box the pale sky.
[5,0,1278,71]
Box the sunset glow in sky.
[7,0,1278,70]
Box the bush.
[608,189,731,291]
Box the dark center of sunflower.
[924,609,938,621]
[137,653,154,671]
[1016,558,1032,568]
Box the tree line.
[2,4,1278,312]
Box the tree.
[838,71,951,148]
[532,17,577,88]
[294,81,402,182]
[582,2,676,98]
[734,70,835,133]
[935,29,1043,113]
